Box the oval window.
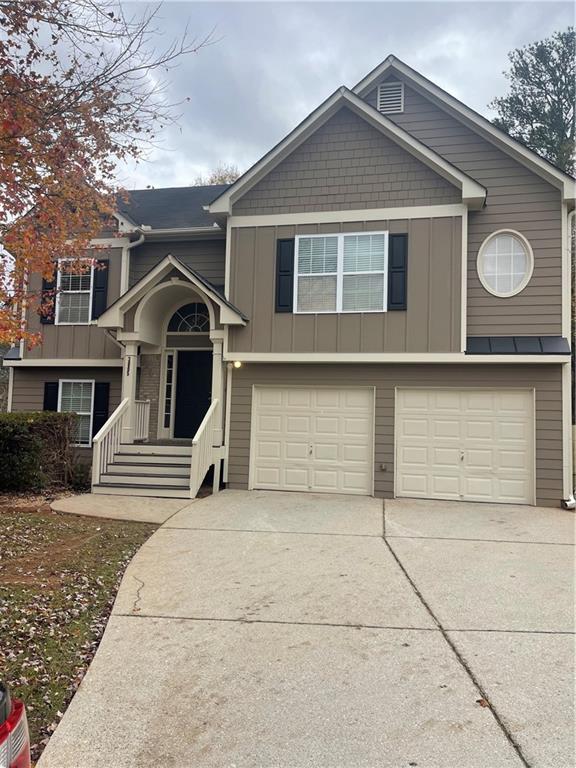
[477,230,533,297]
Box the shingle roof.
[117,185,230,230]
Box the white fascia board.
[97,257,174,327]
[223,352,569,364]
[342,91,486,207]
[209,89,345,215]
[98,253,246,329]
[4,358,123,367]
[229,204,465,228]
[353,57,575,197]
[142,226,224,237]
[90,237,130,247]
[113,212,139,233]
[209,86,486,215]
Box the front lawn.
[0,494,157,762]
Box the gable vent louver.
[377,81,404,114]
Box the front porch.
[90,254,246,498]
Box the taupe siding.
[227,363,563,507]
[229,217,462,354]
[233,107,460,215]
[11,366,122,458]
[26,248,123,361]
[129,239,226,287]
[365,78,563,335]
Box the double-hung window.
[294,231,388,313]
[58,380,94,446]
[56,261,93,324]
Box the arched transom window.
[167,302,210,333]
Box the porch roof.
[98,253,248,330]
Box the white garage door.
[396,389,535,505]
[251,387,374,495]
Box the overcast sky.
[119,0,574,189]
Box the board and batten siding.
[227,363,563,507]
[26,248,123,361]
[228,217,462,354]
[232,107,461,215]
[365,78,563,336]
[129,238,226,288]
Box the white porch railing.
[134,399,150,442]
[92,398,130,487]
[189,399,220,498]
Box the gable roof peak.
[353,55,575,196]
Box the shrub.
[0,412,78,491]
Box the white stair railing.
[189,399,220,498]
[134,400,150,442]
[91,398,130,487]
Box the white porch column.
[210,333,224,447]
[210,332,224,493]
[121,341,139,443]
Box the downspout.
[565,208,576,509]
[120,232,145,295]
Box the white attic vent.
[377,81,404,114]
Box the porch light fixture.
[233,360,242,369]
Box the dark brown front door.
[173,351,212,438]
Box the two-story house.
[4,55,575,507]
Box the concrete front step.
[100,473,189,488]
[119,443,192,457]
[107,463,191,477]
[92,484,191,499]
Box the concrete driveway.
[39,491,574,768]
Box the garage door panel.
[258,414,282,432]
[314,442,338,462]
[466,420,494,440]
[397,388,534,505]
[252,387,373,496]
[285,441,309,460]
[401,418,429,438]
[433,419,461,439]
[286,389,312,407]
[432,474,460,497]
[256,440,282,459]
[314,416,339,435]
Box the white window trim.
[377,81,404,114]
[55,259,94,325]
[293,231,389,314]
[57,379,95,447]
[476,229,534,298]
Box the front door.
[173,351,213,439]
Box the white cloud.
[116,0,574,188]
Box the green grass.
[0,496,157,762]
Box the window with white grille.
[58,380,94,446]
[294,232,388,313]
[56,261,93,324]
[377,81,404,114]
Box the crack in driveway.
[381,500,531,768]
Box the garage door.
[396,389,534,505]
[251,387,374,495]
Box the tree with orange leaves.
[0,0,211,346]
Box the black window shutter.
[91,260,109,320]
[388,234,408,311]
[92,382,110,437]
[275,239,295,313]
[40,271,57,325]
[43,382,59,411]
